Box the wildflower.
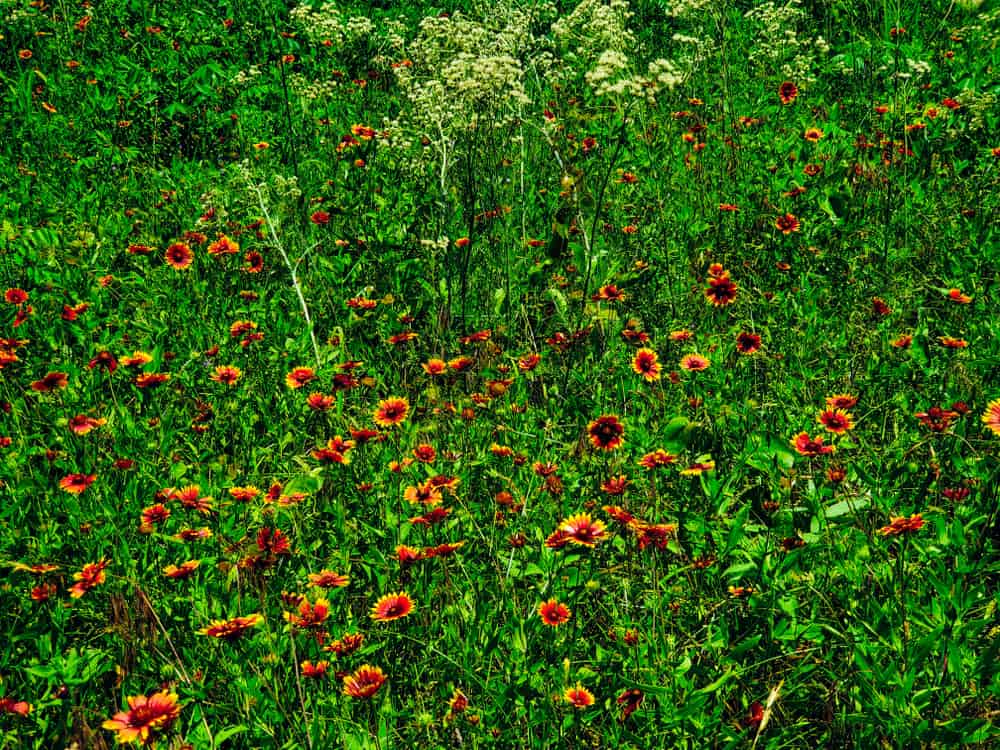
[88,351,118,372]
[538,598,571,627]
[207,235,240,257]
[632,348,661,382]
[826,394,858,409]
[915,406,960,432]
[69,560,108,598]
[680,460,715,476]
[102,690,181,745]
[69,415,106,435]
[229,486,260,502]
[395,545,423,565]
[719,203,739,212]
[31,371,69,392]
[370,592,414,622]
[164,242,194,270]
[982,399,1000,436]
[892,334,913,349]
[209,365,242,386]
[518,353,541,372]
[306,392,335,411]
[680,354,710,372]
[373,396,410,427]
[939,336,968,349]
[705,275,738,306]
[872,298,892,316]
[244,251,264,272]
[0,696,32,716]
[601,475,631,495]
[343,665,386,699]
[284,597,330,629]
[422,358,447,376]
[257,527,291,555]
[878,513,924,537]
[804,127,824,142]
[592,284,625,302]
[301,660,329,679]
[308,570,350,589]
[60,473,96,495]
[947,288,972,304]
[790,432,835,456]
[413,444,436,463]
[558,514,607,546]
[285,367,317,389]
[631,521,677,550]
[778,81,798,104]
[638,450,678,469]
[817,409,854,434]
[135,373,170,388]
[459,329,491,345]
[564,684,595,708]
[163,560,200,579]
[121,351,153,368]
[198,613,263,639]
[587,415,625,451]
[387,331,418,346]
[618,688,644,721]
[774,214,800,234]
[736,332,761,354]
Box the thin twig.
[250,179,321,368]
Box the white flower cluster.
[584,51,682,103]
[552,0,635,61]
[666,0,715,18]
[743,0,829,86]
[231,65,263,86]
[289,2,374,49]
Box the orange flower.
[68,415,106,435]
[679,354,710,372]
[198,613,263,640]
[638,449,678,469]
[558,513,607,546]
[60,473,96,495]
[207,235,240,256]
[804,127,824,141]
[631,348,661,382]
[70,560,109,598]
[790,432,835,456]
[983,398,1000,436]
[422,358,447,376]
[587,415,625,451]
[102,690,181,745]
[370,592,414,622]
[735,332,761,354]
[308,570,350,589]
[31,371,69,392]
[564,683,595,708]
[939,336,968,349]
[778,81,798,104]
[878,513,925,537]
[164,242,193,270]
[705,275,738,306]
[817,409,854,434]
[343,665,386,699]
[285,367,317,389]
[774,213,800,234]
[826,393,858,409]
[538,598,571,627]
[284,597,330,629]
[163,560,200,579]
[209,365,242,386]
[301,660,329,678]
[373,396,410,427]
[947,288,972,304]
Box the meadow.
[1,0,999,747]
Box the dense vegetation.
[1,0,999,747]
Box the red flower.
[705,275,738,306]
[31,372,69,392]
[735,332,761,354]
[790,432,835,456]
[343,665,386,699]
[59,473,96,495]
[618,688,644,721]
[69,560,109,598]
[164,242,193,270]
[285,367,317,389]
[817,408,854,434]
[774,214,800,234]
[198,613,263,639]
[878,513,924,537]
[102,690,181,745]
[538,598,571,627]
[4,288,28,305]
[631,348,661,382]
[370,592,414,622]
[374,396,410,427]
[557,513,607,546]
[587,415,625,451]
[778,81,798,104]
[564,684,595,708]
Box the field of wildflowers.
[1,0,999,747]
